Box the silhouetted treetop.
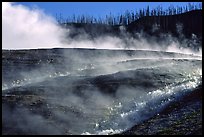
[56,3,202,26]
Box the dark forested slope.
[127,10,202,38]
[62,10,202,39]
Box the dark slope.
[62,10,202,39]
[127,10,202,38]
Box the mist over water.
[2,2,202,135]
[2,49,202,134]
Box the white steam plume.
[2,2,66,49]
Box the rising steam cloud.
[2,2,202,56]
[2,2,66,49]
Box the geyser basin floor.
[2,48,202,135]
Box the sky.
[16,2,202,20]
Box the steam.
[2,2,66,49]
[2,2,202,57]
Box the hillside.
[127,10,202,38]
[62,10,202,39]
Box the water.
[2,49,202,135]
[81,70,202,135]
